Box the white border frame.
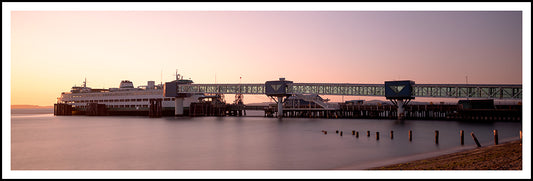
[3,2,531,179]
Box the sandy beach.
[369,140,522,170]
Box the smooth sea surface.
[11,109,522,170]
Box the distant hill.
[11,105,53,109]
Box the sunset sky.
[4,2,530,106]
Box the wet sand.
[370,140,522,170]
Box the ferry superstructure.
[57,75,204,115]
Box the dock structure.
[86,103,107,116]
[271,103,521,121]
[54,103,73,116]
[55,77,522,120]
[264,78,293,118]
[263,103,522,121]
[188,96,228,117]
[148,98,162,118]
[167,78,521,120]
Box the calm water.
[11,109,522,170]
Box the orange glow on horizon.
[8,10,524,106]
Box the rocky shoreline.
[370,140,522,170]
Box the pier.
[262,102,521,121]
[55,77,522,121]
[164,78,521,120]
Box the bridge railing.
[413,84,522,99]
[178,84,265,94]
[175,83,522,99]
[288,83,385,96]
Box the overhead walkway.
[175,83,522,99]
[166,78,522,118]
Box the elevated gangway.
[166,78,522,118]
[175,83,521,99]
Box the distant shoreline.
[11,105,54,109]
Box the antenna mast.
[234,76,244,105]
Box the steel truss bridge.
[176,83,522,99]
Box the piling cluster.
[149,99,163,118]
[321,128,520,147]
[268,104,522,121]
[54,103,73,115]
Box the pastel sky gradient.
[6,5,527,106]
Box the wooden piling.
[149,98,162,118]
[390,130,394,139]
[376,132,379,140]
[409,130,412,142]
[493,130,498,145]
[352,130,355,135]
[340,131,343,136]
[460,130,464,145]
[471,132,482,147]
[367,130,370,137]
[54,103,73,116]
[355,131,359,138]
[435,130,439,144]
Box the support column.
[175,97,184,116]
[277,96,283,118]
[397,99,405,120]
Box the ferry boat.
[56,73,205,116]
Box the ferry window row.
[66,98,175,103]
[76,105,150,108]
[67,91,162,98]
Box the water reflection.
[11,113,521,170]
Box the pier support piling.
[277,96,283,119]
[435,130,439,144]
[460,130,464,145]
[494,130,498,145]
[149,98,163,118]
[397,99,405,120]
[175,97,184,116]
[471,132,482,147]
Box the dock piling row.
[321,129,514,148]
[268,104,521,121]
